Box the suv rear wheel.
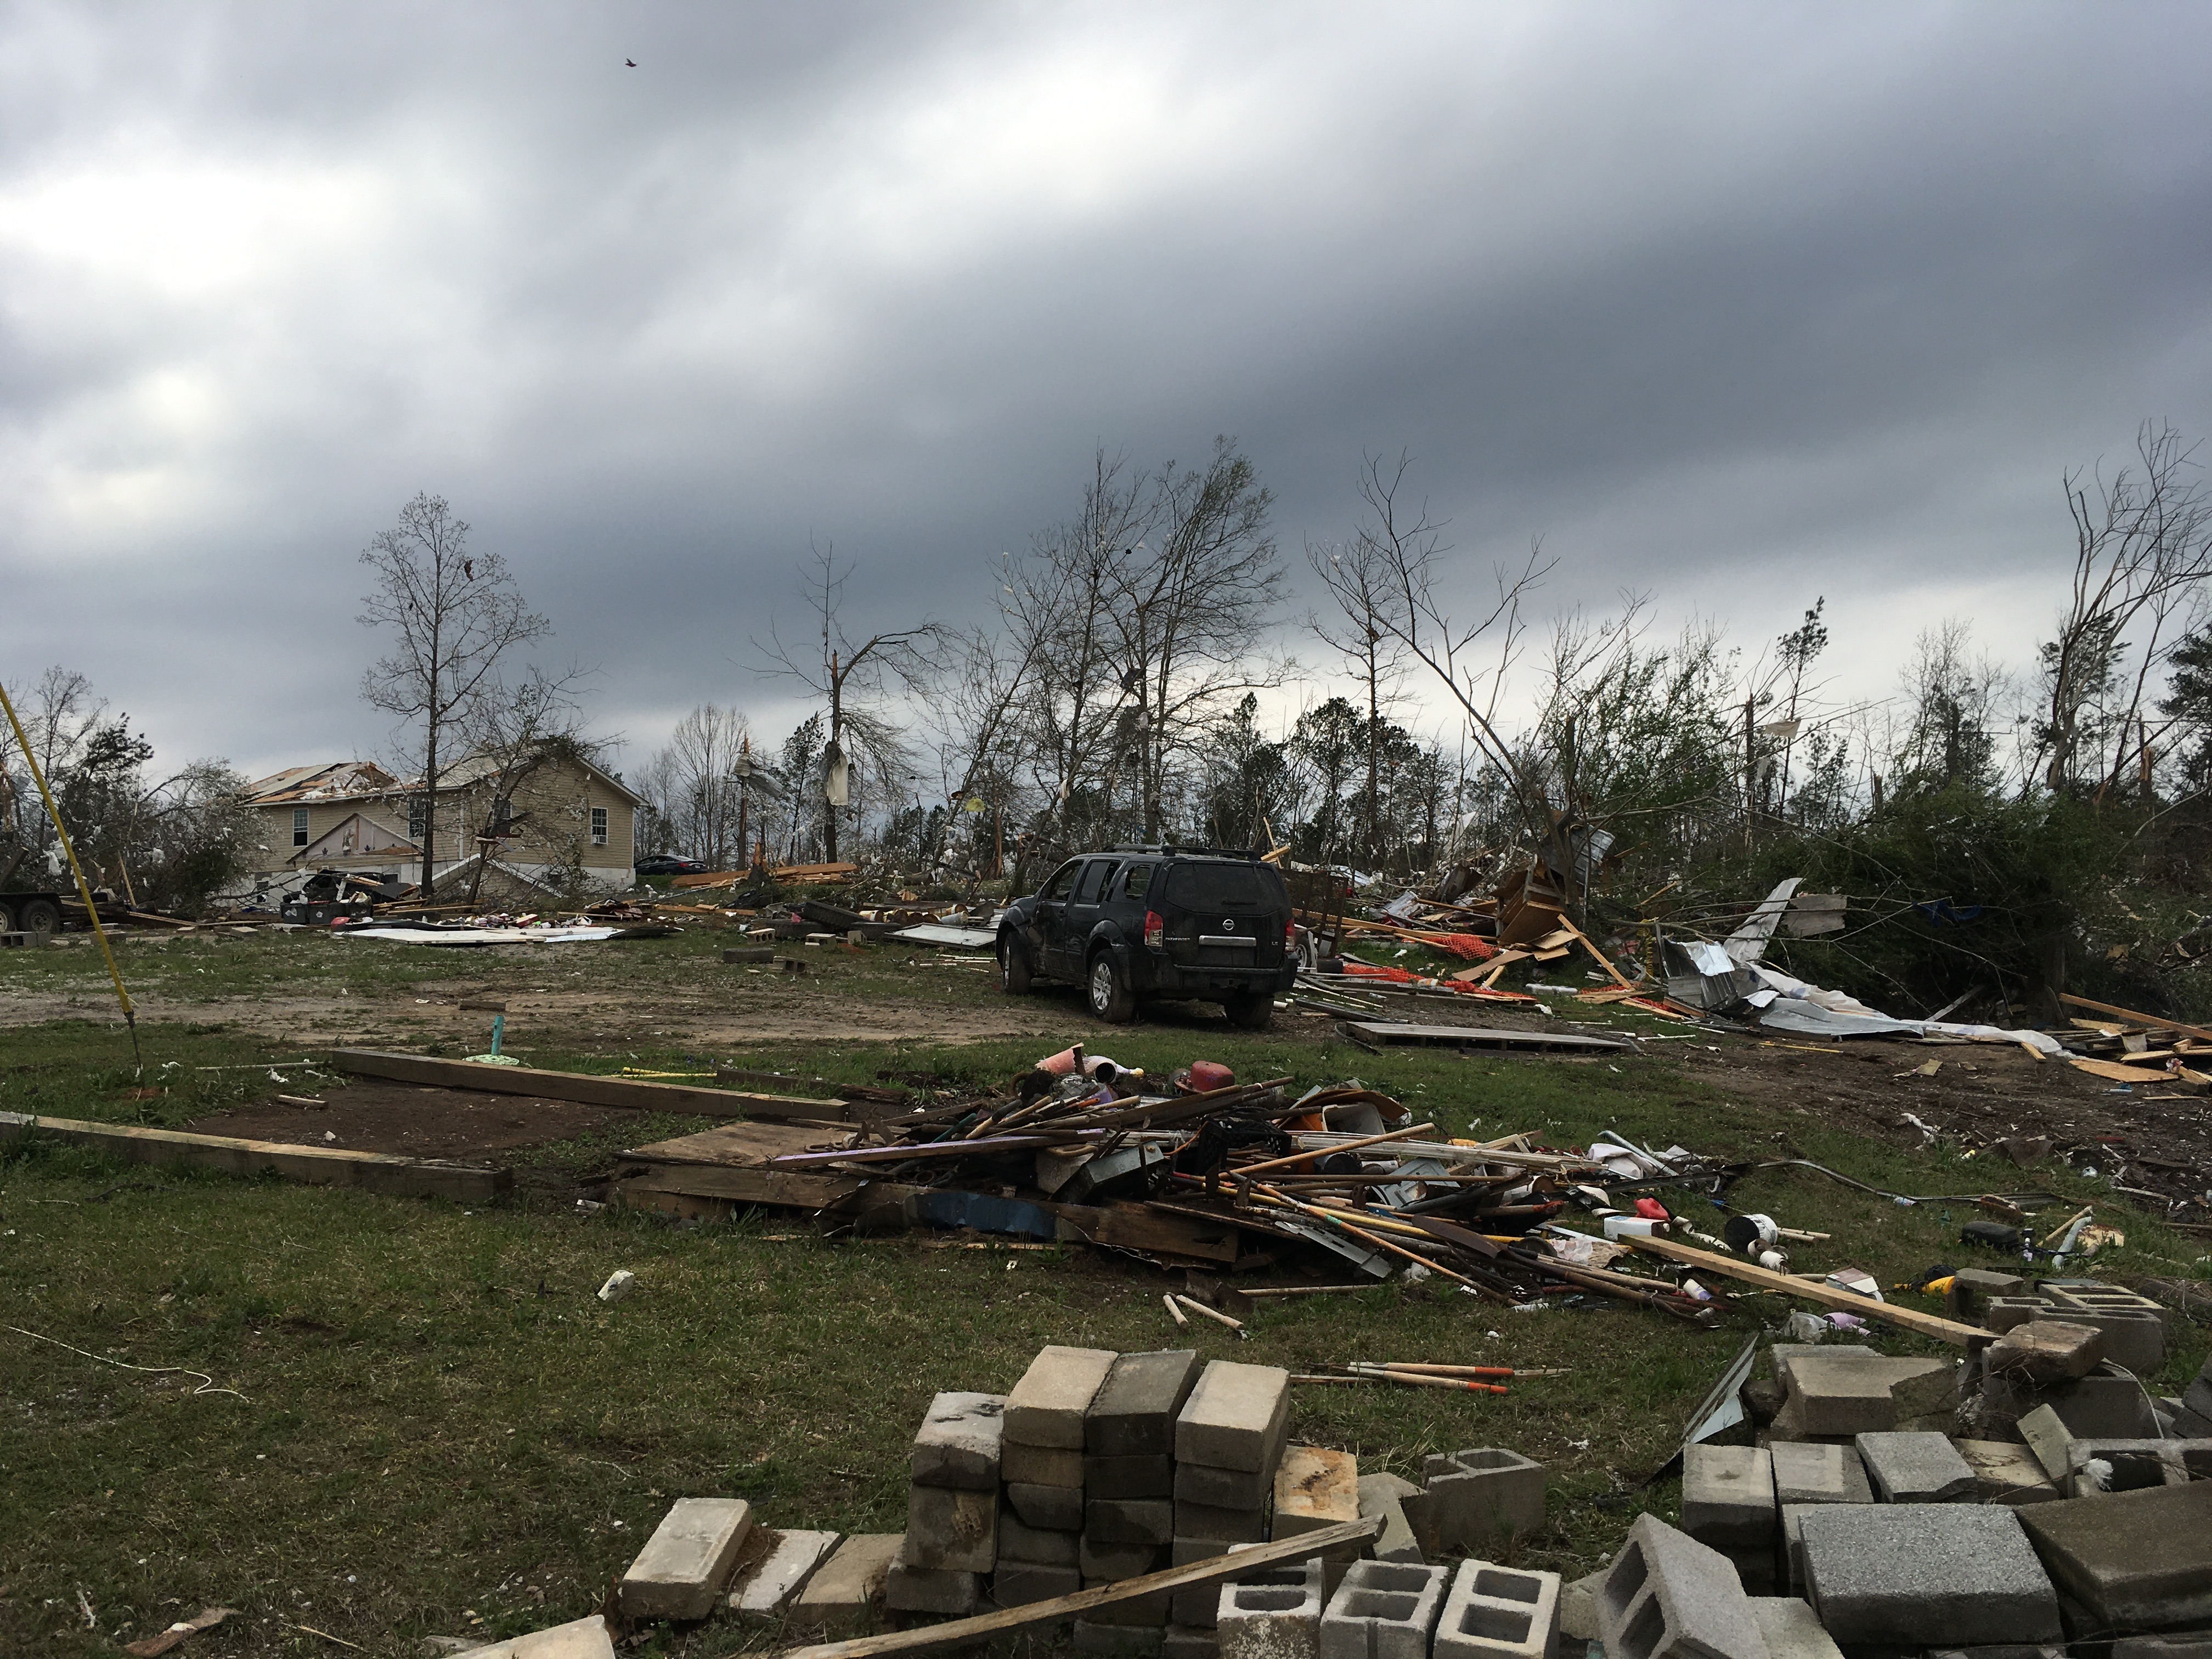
[1224,990,1274,1030]
[1087,951,1136,1024]
[1000,934,1034,995]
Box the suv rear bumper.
[1127,949,1295,999]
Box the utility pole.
[1742,695,1757,848]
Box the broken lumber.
[769,1516,1379,1659]
[329,1049,844,1122]
[2058,992,2212,1046]
[1624,1235,1984,1344]
[0,1111,508,1203]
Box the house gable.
[289,811,417,867]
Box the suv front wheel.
[1087,951,1137,1024]
[1000,935,1034,995]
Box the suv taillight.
[1284,917,1296,950]
[1144,910,1164,947]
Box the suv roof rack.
[1104,844,1264,860]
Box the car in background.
[997,845,1295,1028]
[634,854,709,876]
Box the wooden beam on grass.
[769,1517,1380,1659]
[329,1049,844,1122]
[1624,1234,1983,1345]
[0,1111,507,1203]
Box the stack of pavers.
[998,1346,1116,1618]
[889,1390,1006,1618]
[1082,1349,1206,1653]
[1169,1361,1294,1641]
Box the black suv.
[998,846,1296,1028]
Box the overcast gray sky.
[4,1,2209,783]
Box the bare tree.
[358,494,550,887]
[643,702,758,869]
[1308,528,1410,867]
[756,542,940,864]
[925,622,1041,876]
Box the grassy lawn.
[2,932,2208,1657]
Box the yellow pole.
[0,680,139,1065]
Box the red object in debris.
[1187,1061,1235,1093]
[1037,1045,1084,1075]
[1633,1198,1670,1222]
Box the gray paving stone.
[998,1509,1080,1565]
[1273,1446,1359,1541]
[1355,1473,1421,1564]
[1090,1453,1176,1498]
[1798,1504,2061,1646]
[1175,1500,1267,1544]
[1171,1539,1234,1627]
[1085,1578,1177,1626]
[1073,1620,1166,1656]
[1177,1459,1277,1510]
[1004,1438,1086,1487]
[617,1497,754,1621]
[1090,1350,1205,1456]
[790,1534,902,1634]
[1953,1437,2059,1505]
[1681,1445,1775,1550]
[1088,1498,1176,1548]
[2047,1366,2161,1438]
[1081,1534,1167,1581]
[726,1528,839,1620]
[1007,1346,1119,1449]
[2035,1306,2165,1374]
[910,1391,1006,1491]
[2017,1479,2212,1630]
[1434,1559,1558,1659]
[1854,1431,1977,1502]
[884,1560,978,1616]
[1595,1513,1768,1659]
[1318,1560,1447,1659]
[1781,1353,1954,1436]
[1418,1448,1545,1552]
[1006,1480,1086,1531]
[1163,1626,1221,1659]
[901,1484,996,1572]
[1769,1442,1871,1506]
[992,1561,1082,1606]
[1748,1596,1842,1659]
[458,1615,616,1658]
[1177,1362,1292,1472]
[1216,1556,1325,1659]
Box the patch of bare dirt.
[184,1081,618,1159]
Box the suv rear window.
[1163,863,1280,910]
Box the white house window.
[591,807,608,847]
[292,807,309,847]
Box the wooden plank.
[1053,1200,1241,1263]
[2058,992,2212,1046]
[773,1516,1380,1659]
[329,1049,845,1121]
[624,1122,857,1165]
[611,1165,893,1209]
[0,1111,507,1203]
[1340,1022,1633,1053]
[1624,1235,1984,1345]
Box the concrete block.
[1555,1568,1606,1643]
[1782,1353,1954,1436]
[1178,1459,1277,1510]
[993,1561,1084,1606]
[1171,1539,1234,1627]
[2035,1306,2164,1375]
[1273,1446,1359,1541]
[617,1497,753,1621]
[2046,1366,2159,1438]
[998,1509,1080,1565]
[1007,1345,1119,1448]
[1681,1445,1775,1551]
[1216,1556,1326,1659]
[1178,1362,1292,1472]
[727,1528,839,1619]
[1175,1500,1267,1544]
[1955,1439,2061,1505]
[1091,1349,1206,1456]
[1595,1513,1768,1659]
[1085,1578,1177,1626]
[1888,1358,1962,1427]
[911,1391,1006,1491]
[1747,1596,1842,1659]
[2017,1479,2212,1629]
[1985,1319,2104,1386]
[1768,1442,1870,1506]
[1945,1267,2025,1322]
[461,1615,616,1658]
[2055,1436,2212,1498]
[1081,1534,1167,1581]
[1984,1296,2056,1334]
[1779,1503,1814,1595]
[1767,1342,1877,1393]
[884,1560,978,1616]
[1074,1621,1166,1655]
[1088,1498,1176,1548]
[1854,1431,1977,1502]
[1318,1560,1447,1659]
[1434,1559,1558,1659]
[902,1482,996,1571]
[1007,1481,1087,1531]
[1090,1453,1176,1498]
[791,1533,902,1634]
[1418,1448,1545,1551]
[1356,1473,1422,1564]
[2154,1393,2212,1438]
[2044,1283,2172,1338]
[1004,1440,1086,1487]
[1798,1505,2061,1646]
[1164,1626,1221,1659]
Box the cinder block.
[884,1560,978,1615]
[1417,1449,1544,1552]
[1007,1481,1087,1531]
[1217,1555,1326,1659]
[461,1615,617,1658]
[999,1509,1081,1565]
[1074,1620,1166,1656]
[1854,1432,1977,1503]
[618,1497,754,1621]
[2035,1306,2164,1375]
[728,1528,839,1620]
[2017,1479,2212,1630]
[1681,1445,1775,1551]
[1945,1267,2024,1322]
[1769,1442,1871,1506]
[1781,1354,1955,1436]
[1085,1579,1177,1626]
[1356,1472,1422,1563]
[1177,1362,1292,1472]
[2055,1437,2212,1498]
[1985,1320,2104,1386]
[1983,1296,2056,1334]
[1748,1596,1843,1659]
[2046,1367,2159,1438]
[1273,1446,1359,1540]
[1088,1498,1176,1548]
[911,1391,1007,1491]
[1555,1568,1605,1643]
[1798,1505,2061,1646]
[1434,1559,1559,1659]
[1090,1350,1206,1456]
[1008,1345,1119,1448]
[791,1533,903,1634]
[1164,1624,1221,1659]
[1178,1459,1277,1510]
[902,1483,996,1571]
[1318,1560,1448,1659]
[1176,1499,1267,1544]
[1081,1534,1167,1581]
[1090,1453,1176,1499]
[1595,1513,1768,1659]
[1005,1441,1087,1487]
[994,1561,1083,1606]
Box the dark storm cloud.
[3,1,2209,776]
